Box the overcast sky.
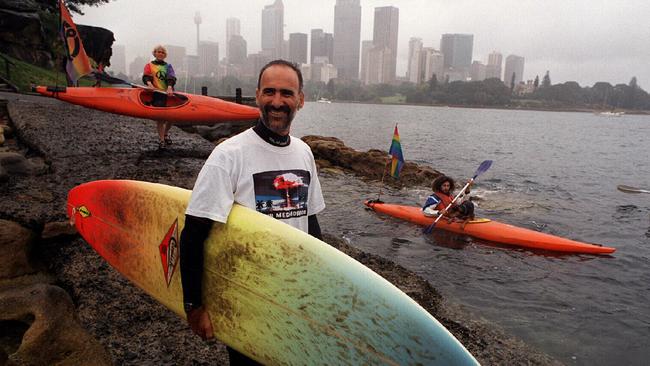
[77,0,650,87]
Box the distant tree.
[326,79,335,96]
[591,82,614,107]
[39,0,113,14]
[510,72,516,91]
[428,74,438,92]
[542,71,551,88]
[533,75,539,88]
[437,78,510,106]
[370,83,396,98]
[622,77,640,109]
[303,80,326,101]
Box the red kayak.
[34,86,259,124]
[364,201,616,254]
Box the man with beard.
[179,60,325,365]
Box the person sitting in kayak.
[422,175,475,222]
[143,45,177,149]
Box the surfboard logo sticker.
[78,206,91,218]
[159,218,179,287]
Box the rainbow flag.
[59,0,92,85]
[388,124,405,178]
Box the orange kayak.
[34,86,259,124]
[364,201,616,254]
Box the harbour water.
[294,102,650,366]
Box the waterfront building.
[333,0,362,79]
[371,6,399,83]
[440,33,473,70]
[198,41,219,77]
[261,0,284,59]
[486,51,503,80]
[288,33,308,64]
[226,17,241,62]
[407,37,423,83]
[504,54,525,87]
[311,29,334,64]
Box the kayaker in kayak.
[422,175,475,223]
[143,45,177,148]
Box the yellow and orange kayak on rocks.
[34,86,259,124]
[364,201,616,254]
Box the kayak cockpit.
[138,89,189,108]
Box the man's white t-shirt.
[186,128,325,233]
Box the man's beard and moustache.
[260,104,295,135]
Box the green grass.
[379,94,406,104]
[0,52,93,92]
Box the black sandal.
[164,134,172,145]
[158,140,166,149]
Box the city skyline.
[77,0,650,87]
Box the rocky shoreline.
[0,92,560,365]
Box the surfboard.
[67,180,478,365]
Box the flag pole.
[376,157,391,202]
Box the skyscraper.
[198,41,219,77]
[470,61,486,81]
[310,29,334,64]
[486,51,503,80]
[110,44,126,76]
[261,0,284,59]
[407,37,423,83]
[194,12,202,55]
[366,46,393,85]
[419,48,443,84]
[288,33,308,64]
[226,17,241,62]
[128,56,148,79]
[184,54,199,77]
[228,35,247,65]
[359,40,373,84]
[333,0,361,79]
[504,54,525,87]
[440,34,473,69]
[164,45,186,73]
[372,6,399,83]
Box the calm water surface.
[293,102,650,366]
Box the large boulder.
[0,0,52,68]
[0,219,37,279]
[0,1,115,71]
[302,135,442,188]
[193,120,256,142]
[0,284,112,366]
[0,152,35,175]
[77,24,114,67]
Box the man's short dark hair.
[257,59,303,91]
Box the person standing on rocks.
[178,59,325,364]
[142,45,177,149]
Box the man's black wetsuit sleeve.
[308,215,322,240]
[179,214,214,307]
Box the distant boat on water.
[596,111,625,117]
[316,97,332,104]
